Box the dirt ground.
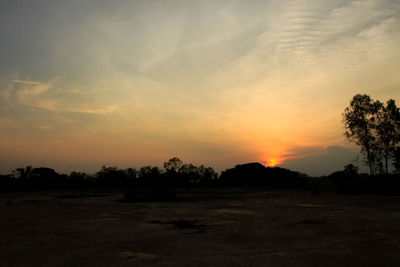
[1,188,400,266]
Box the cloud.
[13,79,57,110]
[281,145,327,159]
[45,140,63,146]
[36,124,51,129]
[0,77,121,116]
[215,0,400,85]
[280,145,363,176]
[67,104,120,115]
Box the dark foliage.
[218,162,309,188]
[312,163,400,195]
[2,157,400,196]
[1,158,218,193]
[96,166,132,188]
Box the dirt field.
[1,189,400,266]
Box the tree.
[96,166,126,188]
[138,166,162,185]
[343,94,400,175]
[197,165,217,184]
[375,99,400,174]
[179,163,200,184]
[343,163,359,176]
[69,171,91,189]
[394,147,400,173]
[343,94,382,175]
[163,157,183,173]
[12,166,32,179]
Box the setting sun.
[267,158,280,167]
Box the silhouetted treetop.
[163,157,183,173]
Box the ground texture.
[1,189,400,266]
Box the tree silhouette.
[13,166,32,180]
[163,157,183,173]
[138,166,162,185]
[375,99,400,174]
[344,164,359,176]
[343,94,400,175]
[69,171,91,189]
[96,166,127,188]
[179,163,199,185]
[343,94,383,175]
[197,165,217,185]
[219,162,308,187]
[342,94,400,175]
[394,147,400,173]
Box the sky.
[1,0,400,176]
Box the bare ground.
[1,189,400,266]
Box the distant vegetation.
[0,158,311,193]
[1,94,400,196]
[0,157,214,192]
[1,157,400,196]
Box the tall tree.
[394,147,400,173]
[375,99,400,174]
[342,94,382,175]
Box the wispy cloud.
[67,104,120,115]
[45,140,64,146]
[13,79,57,110]
[216,0,399,84]
[1,77,121,116]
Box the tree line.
[0,157,218,192]
[0,157,313,193]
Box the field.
[1,188,400,266]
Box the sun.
[267,158,280,167]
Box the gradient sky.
[1,0,400,176]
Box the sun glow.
[267,158,280,167]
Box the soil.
[1,188,400,266]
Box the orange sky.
[1,0,400,175]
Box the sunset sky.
[1,0,400,176]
